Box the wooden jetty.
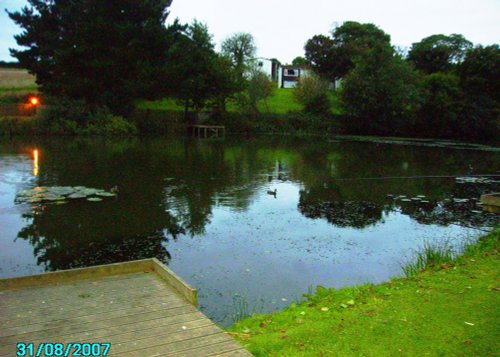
[480,193,500,214]
[189,125,226,139]
[0,259,251,357]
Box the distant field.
[0,69,37,100]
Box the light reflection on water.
[0,137,498,326]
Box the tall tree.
[166,21,240,117]
[305,21,392,81]
[7,0,173,115]
[291,56,308,66]
[457,45,500,139]
[408,34,472,74]
[304,35,336,79]
[340,44,420,135]
[221,32,256,79]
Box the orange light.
[29,97,40,105]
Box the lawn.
[136,88,343,115]
[228,230,499,356]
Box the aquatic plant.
[15,186,116,204]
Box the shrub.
[293,72,331,114]
[83,110,137,136]
[36,99,137,135]
[245,70,275,114]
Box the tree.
[7,0,173,115]
[305,22,392,81]
[417,73,463,137]
[292,56,308,66]
[340,44,420,135]
[408,34,472,74]
[330,21,392,79]
[304,35,336,79]
[242,68,275,115]
[457,45,500,139]
[221,32,256,79]
[166,21,241,118]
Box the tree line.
[7,1,264,123]
[7,2,499,140]
[304,21,499,140]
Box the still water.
[0,137,498,326]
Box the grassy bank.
[136,88,342,115]
[228,230,499,356]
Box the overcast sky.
[1,0,499,63]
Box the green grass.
[228,230,499,356]
[136,89,342,115]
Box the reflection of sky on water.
[168,180,479,324]
[0,153,43,277]
[0,137,497,326]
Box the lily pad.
[87,197,103,202]
[68,193,87,199]
[95,192,116,197]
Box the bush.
[293,72,331,114]
[36,99,137,136]
[243,70,275,115]
[82,110,137,136]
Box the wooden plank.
[0,272,151,298]
[117,333,235,357]
[0,298,191,338]
[151,258,197,306]
[0,305,196,345]
[0,274,164,309]
[0,259,249,357]
[0,318,214,356]
[0,260,153,291]
[0,283,177,320]
[1,292,184,328]
[108,325,223,355]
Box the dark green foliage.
[293,72,331,115]
[166,21,241,118]
[7,0,173,116]
[417,73,463,137]
[305,22,392,81]
[340,45,420,135]
[459,45,500,101]
[408,34,472,74]
[0,61,22,69]
[291,56,308,66]
[245,70,275,114]
[36,99,137,135]
[458,45,500,140]
[304,35,336,80]
[221,32,256,80]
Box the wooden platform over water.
[189,125,225,139]
[0,259,251,357]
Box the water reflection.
[0,136,498,325]
[32,149,39,176]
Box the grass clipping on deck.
[228,230,499,356]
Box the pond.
[0,136,498,326]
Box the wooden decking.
[0,259,251,357]
[189,125,226,139]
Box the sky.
[1,0,499,63]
